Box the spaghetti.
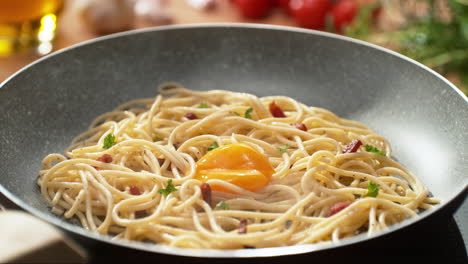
[38,83,438,249]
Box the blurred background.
[0,0,467,95]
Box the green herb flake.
[277,144,290,153]
[103,134,116,149]
[207,141,219,151]
[245,108,254,119]
[215,201,230,210]
[365,181,379,198]
[365,145,386,156]
[158,179,177,196]
[197,102,209,108]
[154,137,164,142]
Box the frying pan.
[0,24,467,261]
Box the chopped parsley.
[277,144,290,153]
[154,136,164,142]
[215,201,230,210]
[365,145,386,156]
[197,102,209,108]
[245,108,254,119]
[207,141,219,151]
[158,179,177,196]
[365,181,379,198]
[103,134,116,149]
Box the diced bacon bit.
[239,219,248,234]
[127,176,146,207]
[200,183,212,206]
[291,123,307,131]
[342,139,363,153]
[135,210,147,218]
[269,101,286,118]
[93,154,113,170]
[158,158,172,171]
[97,154,113,163]
[130,185,141,195]
[184,112,198,120]
[327,201,352,217]
[157,158,165,166]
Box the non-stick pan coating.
[0,24,467,258]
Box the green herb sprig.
[277,144,290,153]
[245,108,254,119]
[197,102,209,108]
[365,145,386,156]
[207,141,219,151]
[365,181,380,198]
[215,201,230,210]
[103,134,116,149]
[158,179,177,196]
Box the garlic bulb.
[134,0,173,27]
[185,0,217,10]
[78,0,135,35]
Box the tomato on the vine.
[275,0,291,13]
[331,0,358,33]
[289,0,333,30]
[233,0,274,19]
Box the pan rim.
[0,23,467,258]
[1,23,467,102]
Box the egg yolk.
[194,143,275,192]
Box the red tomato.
[275,0,291,13]
[289,0,333,30]
[234,0,274,19]
[331,0,358,33]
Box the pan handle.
[0,209,88,263]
